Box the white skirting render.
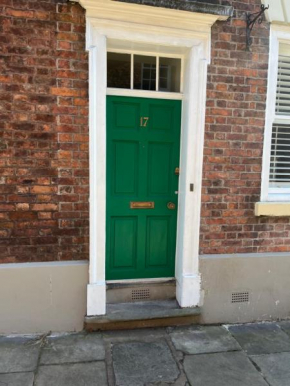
[0,260,88,334]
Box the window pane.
[134,55,156,91]
[270,123,290,183]
[276,44,290,115]
[107,53,131,89]
[159,57,181,93]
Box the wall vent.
[131,288,150,301]
[231,292,249,303]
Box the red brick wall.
[199,1,290,255]
[0,0,289,263]
[0,0,89,263]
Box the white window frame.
[261,25,290,202]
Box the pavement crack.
[248,356,271,386]
[32,331,52,386]
[26,331,51,348]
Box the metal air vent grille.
[231,292,249,303]
[131,288,150,301]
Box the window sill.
[255,202,290,217]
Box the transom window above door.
[107,52,182,93]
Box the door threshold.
[106,277,175,285]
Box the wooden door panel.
[112,141,139,196]
[149,104,174,133]
[148,142,173,196]
[114,101,140,131]
[109,216,138,270]
[145,216,171,268]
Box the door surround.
[81,0,227,316]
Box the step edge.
[85,306,201,324]
[85,315,202,331]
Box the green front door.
[106,96,181,280]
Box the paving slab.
[278,321,290,336]
[251,352,290,386]
[0,336,40,373]
[103,328,167,344]
[40,333,105,365]
[228,323,290,355]
[169,325,241,354]
[184,351,268,386]
[112,341,179,386]
[35,362,107,386]
[0,372,34,386]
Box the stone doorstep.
[84,300,201,331]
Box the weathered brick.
[50,87,80,97]
[6,8,34,18]
[31,204,58,211]
[15,203,29,211]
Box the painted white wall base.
[200,252,290,324]
[176,274,201,307]
[87,283,106,316]
[0,261,88,334]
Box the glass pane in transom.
[107,52,131,89]
[159,57,181,93]
[134,55,156,91]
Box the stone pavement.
[1,321,290,386]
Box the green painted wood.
[106,96,181,280]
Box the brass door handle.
[167,202,176,210]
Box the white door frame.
[82,0,226,316]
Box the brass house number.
[140,117,149,127]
